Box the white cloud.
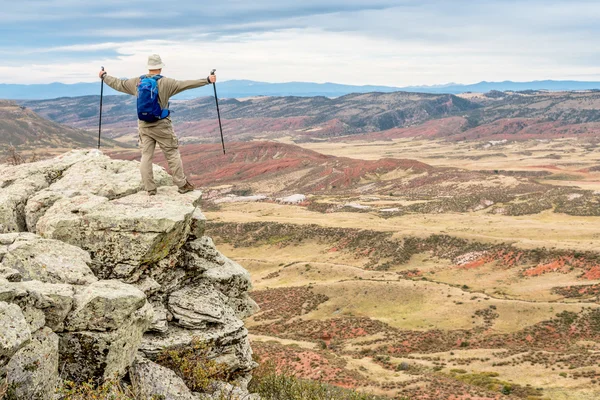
[2,1,600,85]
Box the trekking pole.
[210,69,226,154]
[98,66,106,150]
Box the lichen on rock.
[0,150,258,398]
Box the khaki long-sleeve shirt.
[103,74,210,130]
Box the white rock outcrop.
[0,150,258,399]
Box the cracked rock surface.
[0,151,258,399]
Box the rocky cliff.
[0,150,259,399]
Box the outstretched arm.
[164,74,217,98]
[99,70,138,96]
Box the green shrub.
[155,338,230,392]
[56,379,145,400]
[249,362,386,400]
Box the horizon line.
[3,78,600,88]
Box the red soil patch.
[112,141,431,193]
[252,341,363,387]
[584,266,600,280]
[523,259,572,277]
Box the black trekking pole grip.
[211,69,226,155]
[98,66,105,150]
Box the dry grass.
[203,138,600,399]
[206,204,600,252]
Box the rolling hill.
[21,92,480,143]
[111,141,432,195]
[14,90,600,151]
[0,100,124,154]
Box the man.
[99,54,216,195]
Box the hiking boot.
[148,189,157,196]
[178,181,195,194]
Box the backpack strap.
[138,75,162,81]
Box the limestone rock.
[201,381,261,400]
[11,281,75,332]
[148,301,169,333]
[224,294,260,320]
[59,301,153,381]
[201,258,256,319]
[168,284,241,330]
[134,276,162,296]
[139,326,255,373]
[190,208,207,239]
[41,157,171,200]
[147,251,188,294]
[183,237,227,272]
[0,152,258,395]
[6,327,59,400]
[0,150,107,234]
[0,266,22,282]
[65,280,148,332]
[0,174,49,233]
[0,301,31,363]
[37,189,202,279]
[181,238,257,318]
[130,355,197,400]
[2,236,96,285]
[25,190,65,233]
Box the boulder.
[0,301,31,363]
[6,327,59,400]
[59,301,153,381]
[139,326,255,373]
[2,236,96,285]
[190,208,207,239]
[168,284,241,330]
[0,175,49,233]
[148,301,169,333]
[182,237,227,272]
[130,356,197,400]
[0,266,21,282]
[0,152,259,396]
[147,251,188,294]
[200,381,261,400]
[134,276,162,296]
[37,189,202,279]
[24,191,65,233]
[65,280,148,332]
[40,157,171,200]
[181,238,257,318]
[10,281,75,332]
[0,150,108,234]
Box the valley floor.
[203,138,600,399]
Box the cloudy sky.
[2,0,599,85]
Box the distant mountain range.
[2,79,600,100]
[19,87,600,146]
[21,92,478,143]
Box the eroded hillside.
[0,100,123,154]
[19,90,600,145]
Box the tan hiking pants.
[139,123,187,191]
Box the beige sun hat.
[147,54,165,70]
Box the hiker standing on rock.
[99,54,216,195]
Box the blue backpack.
[137,75,170,122]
